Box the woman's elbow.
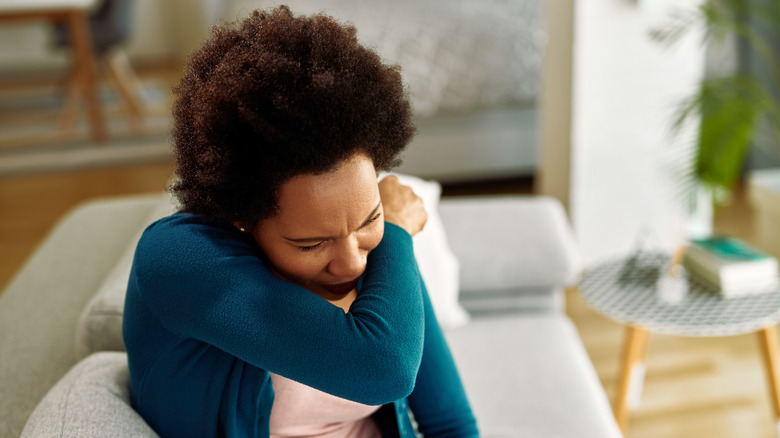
[366,342,422,404]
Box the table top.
[579,251,780,336]
[0,0,97,14]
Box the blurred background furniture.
[224,0,545,183]
[52,0,145,134]
[1,192,622,438]
[0,0,105,141]
[0,0,541,181]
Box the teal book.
[683,236,779,297]
[692,236,770,262]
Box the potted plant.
[651,0,780,214]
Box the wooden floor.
[1,63,778,437]
[0,161,176,291]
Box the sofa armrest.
[439,195,581,293]
[0,194,165,438]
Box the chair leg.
[613,324,649,434]
[758,325,780,437]
[105,49,145,131]
[67,10,106,142]
[59,66,84,136]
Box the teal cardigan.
[123,213,478,437]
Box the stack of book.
[682,236,779,297]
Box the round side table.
[579,251,780,436]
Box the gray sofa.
[0,192,621,438]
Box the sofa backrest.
[439,195,581,314]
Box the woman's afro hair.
[170,6,415,227]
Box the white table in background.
[579,251,780,436]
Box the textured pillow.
[21,352,158,438]
[380,173,469,329]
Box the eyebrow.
[283,201,382,243]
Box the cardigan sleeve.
[129,213,424,406]
[408,280,479,437]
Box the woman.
[123,6,478,438]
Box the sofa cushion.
[445,314,622,438]
[21,352,158,438]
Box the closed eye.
[288,202,381,251]
[363,212,382,227]
[297,241,324,252]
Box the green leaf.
[694,76,768,189]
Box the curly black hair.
[170,6,415,229]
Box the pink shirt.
[269,372,383,438]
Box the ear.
[232,221,249,233]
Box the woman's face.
[250,153,384,301]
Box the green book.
[683,236,778,297]
[691,236,771,262]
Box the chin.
[308,282,358,302]
[280,274,358,301]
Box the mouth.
[323,278,360,295]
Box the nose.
[327,236,366,279]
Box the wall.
[541,0,706,265]
[538,0,574,210]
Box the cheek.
[363,221,385,252]
[263,222,384,282]
[258,237,327,282]
[273,250,329,281]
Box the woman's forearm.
[130,214,424,404]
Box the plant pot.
[749,168,780,259]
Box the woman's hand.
[379,176,428,236]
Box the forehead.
[273,154,379,225]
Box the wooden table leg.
[758,325,780,436]
[67,10,106,142]
[614,324,649,434]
